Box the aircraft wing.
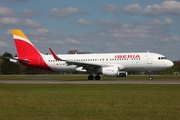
[49,48,106,72]
[48,48,126,73]
[49,48,105,65]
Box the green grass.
[0,74,179,80]
[0,84,180,120]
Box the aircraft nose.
[170,61,174,67]
[168,60,174,67]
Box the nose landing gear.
[148,71,153,80]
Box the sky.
[0,0,180,60]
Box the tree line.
[0,51,179,75]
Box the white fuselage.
[41,52,173,72]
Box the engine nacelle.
[117,71,128,77]
[102,67,127,77]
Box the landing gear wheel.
[88,74,94,80]
[95,75,101,80]
[149,77,153,80]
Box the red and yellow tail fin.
[12,30,40,59]
[12,30,53,71]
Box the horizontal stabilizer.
[6,57,29,64]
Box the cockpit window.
[158,57,167,60]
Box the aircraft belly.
[125,66,167,71]
[51,65,76,72]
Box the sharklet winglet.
[49,48,66,61]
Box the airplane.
[9,29,174,80]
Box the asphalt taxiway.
[0,80,180,84]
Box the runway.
[0,80,180,84]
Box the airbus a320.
[9,30,174,80]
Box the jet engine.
[102,67,127,77]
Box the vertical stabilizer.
[11,30,53,71]
[12,30,40,59]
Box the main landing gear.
[148,71,153,80]
[88,74,101,80]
